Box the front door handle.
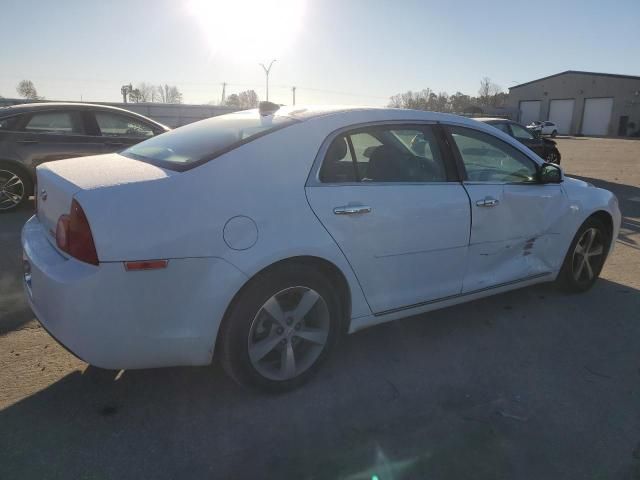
[105,142,124,147]
[17,138,38,144]
[333,205,372,215]
[476,197,500,207]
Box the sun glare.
[187,0,306,62]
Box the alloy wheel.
[0,169,25,211]
[546,151,558,163]
[247,286,330,381]
[571,227,605,283]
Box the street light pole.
[259,59,276,102]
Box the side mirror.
[539,162,562,184]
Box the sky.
[1,0,639,106]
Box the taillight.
[55,199,99,265]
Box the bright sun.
[187,0,306,62]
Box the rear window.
[0,115,21,131]
[122,111,298,170]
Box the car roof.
[0,102,169,128]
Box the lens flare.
[187,0,306,62]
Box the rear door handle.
[333,205,372,215]
[476,197,499,207]
[105,142,124,147]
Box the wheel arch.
[589,209,614,244]
[215,255,353,356]
[0,158,34,194]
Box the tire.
[551,130,558,138]
[0,162,32,213]
[556,217,611,293]
[219,263,343,392]
[546,149,561,164]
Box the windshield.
[122,111,298,170]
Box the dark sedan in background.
[0,103,169,212]
[475,117,561,165]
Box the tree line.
[388,77,507,112]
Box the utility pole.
[292,86,296,106]
[259,59,276,102]
[221,82,227,105]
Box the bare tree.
[16,80,42,100]
[478,77,503,107]
[156,84,183,104]
[224,90,259,109]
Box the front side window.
[449,126,537,183]
[24,111,84,135]
[510,123,535,140]
[95,112,155,138]
[123,111,298,170]
[320,125,447,183]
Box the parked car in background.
[528,120,558,137]
[476,118,562,164]
[0,103,170,212]
[22,105,619,392]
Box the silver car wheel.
[0,169,26,210]
[572,227,605,283]
[247,286,330,381]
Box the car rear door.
[445,124,568,293]
[306,123,471,314]
[11,109,104,169]
[90,110,158,152]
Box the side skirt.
[348,272,556,333]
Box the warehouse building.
[508,70,640,137]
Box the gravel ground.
[1,137,639,479]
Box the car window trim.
[308,120,462,187]
[443,124,542,185]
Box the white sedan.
[22,104,620,391]
[528,121,559,137]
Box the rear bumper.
[22,215,247,369]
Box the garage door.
[581,98,613,136]
[548,99,575,135]
[519,101,541,125]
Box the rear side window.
[123,111,298,170]
[95,112,155,138]
[320,125,448,183]
[0,115,20,131]
[24,111,84,135]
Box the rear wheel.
[219,264,342,392]
[557,217,610,292]
[0,163,31,212]
[551,130,558,138]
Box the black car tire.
[546,149,561,164]
[0,162,32,213]
[551,130,558,138]
[219,263,343,392]
[556,216,610,293]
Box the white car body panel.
[22,106,622,370]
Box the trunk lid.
[36,153,171,241]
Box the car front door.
[446,125,569,293]
[91,110,158,152]
[11,110,104,170]
[306,123,471,314]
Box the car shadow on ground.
[1,278,639,479]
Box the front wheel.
[0,163,31,212]
[557,217,610,292]
[219,264,342,392]
[546,148,561,164]
[551,130,558,137]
